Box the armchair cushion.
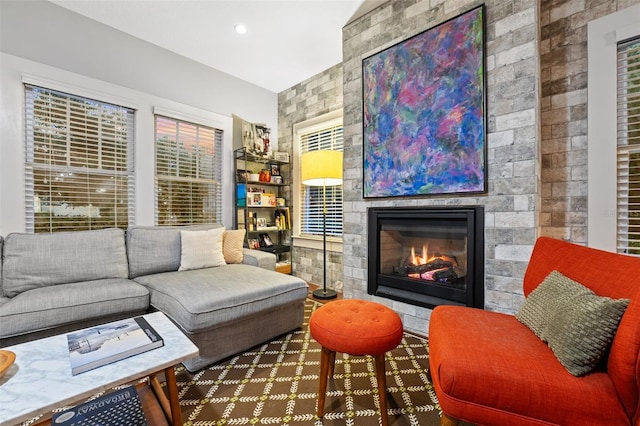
[429,305,630,425]
[516,270,630,376]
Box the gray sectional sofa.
[0,225,308,371]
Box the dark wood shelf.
[257,244,290,254]
[235,141,291,274]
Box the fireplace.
[368,206,484,309]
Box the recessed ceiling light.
[234,24,247,34]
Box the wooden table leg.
[317,346,333,417]
[375,353,389,426]
[150,366,183,426]
[164,366,183,426]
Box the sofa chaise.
[126,225,308,371]
[0,225,308,372]
[429,237,640,425]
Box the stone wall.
[539,0,640,242]
[341,0,540,335]
[277,64,344,288]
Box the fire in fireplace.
[396,244,465,284]
[368,206,484,309]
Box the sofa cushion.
[126,224,221,278]
[517,270,630,376]
[133,264,308,332]
[0,278,149,338]
[2,229,129,298]
[429,305,630,425]
[241,248,276,270]
[179,228,226,271]
[223,229,246,264]
[0,235,3,296]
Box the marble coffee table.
[0,311,198,426]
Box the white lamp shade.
[301,150,343,186]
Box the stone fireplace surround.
[340,0,540,336]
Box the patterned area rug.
[175,299,445,425]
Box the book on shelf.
[236,183,246,207]
[275,207,290,230]
[237,208,245,227]
[52,385,147,425]
[258,233,274,247]
[67,317,163,375]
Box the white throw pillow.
[179,227,226,271]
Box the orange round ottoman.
[309,299,403,426]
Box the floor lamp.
[301,150,343,300]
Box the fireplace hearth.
[367,206,484,309]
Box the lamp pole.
[313,182,337,300]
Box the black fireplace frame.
[367,206,484,309]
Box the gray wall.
[0,1,276,121]
[0,0,277,235]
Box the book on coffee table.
[67,317,163,375]
[51,385,147,425]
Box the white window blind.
[155,115,222,225]
[24,84,135,233]
[299,124,343,237]
[617,37,640,255]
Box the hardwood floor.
[138,383,170,425]
[306,282,343,301]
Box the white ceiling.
[50,0,386,93]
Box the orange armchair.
[428,237,640,425]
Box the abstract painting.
[362,5,486,198]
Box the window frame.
[587,5,640,251]
[24,81,136,233]
[292,110,344,252]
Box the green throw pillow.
[516,270,630,376]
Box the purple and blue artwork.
[363,6,486,198]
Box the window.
[587,6,640,252]
[155,115,222,225]
[24,84,135,233]
[295,113,343,239]
[617,37,640,254]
